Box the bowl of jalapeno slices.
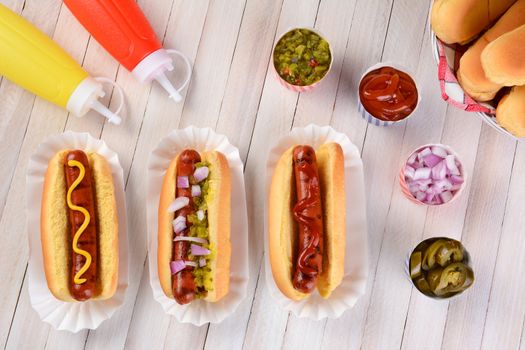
[408,237,474,299]
[272,28,333,92]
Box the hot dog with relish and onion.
[157,149,231,304]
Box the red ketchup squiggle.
[292,146,324,293]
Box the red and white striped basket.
[272,27,333,93]
[430,32,522,141]
[399,143,467,206]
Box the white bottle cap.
[67,77,123,125]
[132,48,192,102]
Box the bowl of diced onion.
[399,144,467,206]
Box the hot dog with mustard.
[41,149,118,302]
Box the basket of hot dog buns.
[431,0,525,140]
[26,131,129,332]
[265,125,368,319]
[147,126,249,325]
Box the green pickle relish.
[273,28,331,86]
[188,161,216,298]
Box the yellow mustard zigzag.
[66,159,92,285]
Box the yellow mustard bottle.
[0,4,122,124]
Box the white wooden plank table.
[0,0,523,349]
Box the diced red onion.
[174,236,208,245]
[424,154,442,168]
[451,183,463,191]
[445,155,460,176]
[450,175,464,185]
[404,165,415,180]
[191,244,210,256]
[196,210,205,221]
[413,161,425,169]
[431,161,447,180]
[193,166,209,183]
[177,176,190,188]
[170,260,185,274]
[185,261,197,267]
[409,184,419,193]
[431,146,448,158]
[441,191,453,203]
[434,179,452,191]
[167,196,190,213]
[191,185,201,197]
[172,215,186,233]
[405,146,464,205]
[407,152,418,165]
[418,181,431,191]
[414,167,431,180]
[415,191,426,202]
[418,148,431,161]
[199,258,207,267]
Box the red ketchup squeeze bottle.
[64,0,191,102]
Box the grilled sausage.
[64,150,98,301]
[172,149,201,304]
[291,145,324,293]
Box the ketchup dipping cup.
[399,144,467,206]
[358,62,420,126]
[272,28,333,92]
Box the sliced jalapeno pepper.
[410,251,423,279]
[422,239,448,270]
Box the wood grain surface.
[0,0,523,349]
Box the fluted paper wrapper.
[26,131,129,332]
[147,126,249,325]
[264,124,369,319]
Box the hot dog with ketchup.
[158,149,231,304]
[41,150,118,302]
[269,143,345,300]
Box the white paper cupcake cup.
[406,237,473,300]
[399,143,467,206]
[272,27,334,92]
[357,62,421,126]
[26,131,129,332]
[264,124,369,320]
[146,126,249,325]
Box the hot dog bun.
[269,143,345,301]
[457,0,525,101]
[481,24,525,86]
[158,151,231,302]
[496,85,525,138]
[431,0,516,44]
[41,150,118,302]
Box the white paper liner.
[147,126,249,325]
[26,131,129,332]
[264,124,369,319]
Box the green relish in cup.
[273,28,332,86]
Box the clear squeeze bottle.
[0,4,123,124]
[64,0,192,102]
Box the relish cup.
[272,27,333,92]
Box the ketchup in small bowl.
[359,66,418,125]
